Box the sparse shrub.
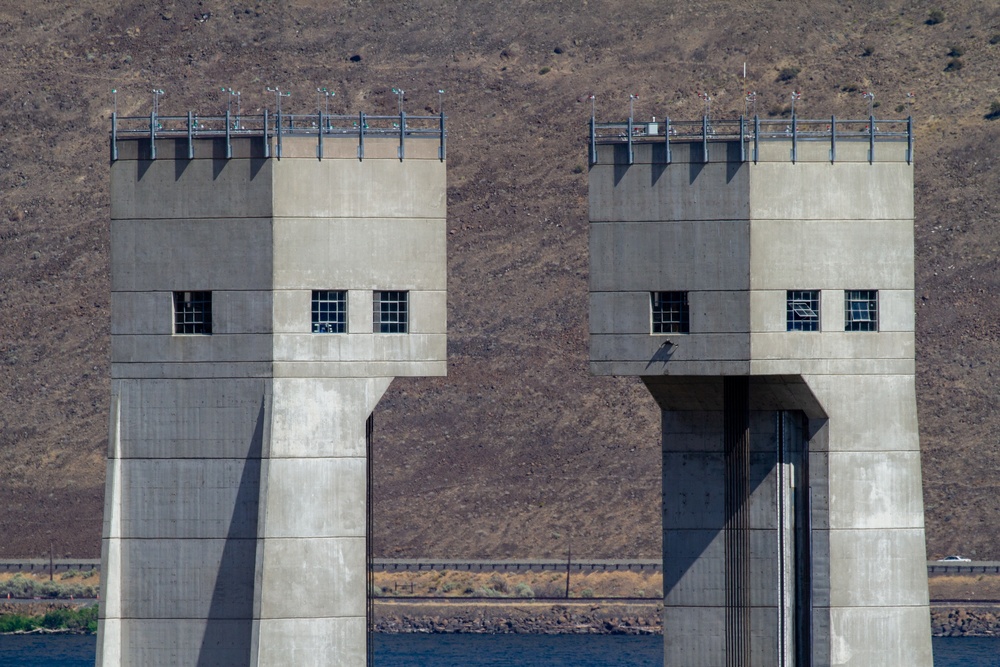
[514,583,534,598]
[580,588,595,598]
[985,101,1000,120]
[944,58,963,72]
[474,586,504,598]
[776,66,800,82]
[990,34,1000,45]
[538,66,551,75]
[861,45,874,57]
[441,581,462,593]
[872,101,881,108]
[842,83,859,93]
[488,574,508,594]
[926,9,945,25]
[572,164,584,174]
[948,45,964,57]
[895,104,906,113]
[60,570,80,580]
[83,569,97,579]
[553,46,564,54]
[533,580,564,598]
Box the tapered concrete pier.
[588,116,931,665]
[98,111,446,665]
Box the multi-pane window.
[786,290,819,331]
[312,290,347,333]
[373,291,408,333]
[173,291,212,335]
[651,291,689,334]
[845,290,878,331]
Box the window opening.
[845,290,878,332]
[373,291,408,333]
[312,290,347,333]
[651,291,690,334]
[173,291,212,335]
[786,290,819,331]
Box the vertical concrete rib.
[724,377,751,667]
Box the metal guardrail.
[111,110,447,162]
[589,115,914,166]
[2,558,990,575]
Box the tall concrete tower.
[588,116,930,666]
[99,110,446,665]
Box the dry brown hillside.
[0,0,999,560]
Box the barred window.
[651,291,689,334]
[174,291,212,335]
[787,290,819,332]
[312,290,347,333]
[373,290,408,333]
[845,290,878,332]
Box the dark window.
[312,290,347,333]
[787,290,819,331]
[174,291,212,335]
[373,291,408,333]
[651,291,689,334]
[845,290,878,331]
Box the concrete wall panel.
[827,451,926,529]
[258,536,366,618]
[749,219,913,290]
[272,218,446,290]
[112,219,273,292]
[590,220,750,292]
[121,619,254,667]
[749,161,913,220]
[271,157,445,219]
[116,378,267,459]
[121,538,256,619]
[121,459,260,539]
[828,606,933,667]
[112,291,273,336]
[255,617,365,667]
[269,377,390,458]
[261,458,365,538]
[112,333,273,365]
[590,152,750,222]
[111,158,272,221]
[804,374,919,452]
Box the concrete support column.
[252,376,390,667]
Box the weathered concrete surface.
[589,136,931,666]
[99,136,446,666]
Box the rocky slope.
[0,0,999,560]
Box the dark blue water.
[0,634,994,666]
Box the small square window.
[174,291,212,335]
[787,290,819,331]
[845,290,878,332]
[312,290,347,333]
[651,291,689,334]
[373,290,408,333]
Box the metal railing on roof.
[588,115,914,166]
[110,109,447,162]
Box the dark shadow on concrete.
[136,159,152,181]
[250,157,266,180]
[174,141,191,180]
[726,158,744,185]
[212,158,228,181]
[688,158,705,183]
[196,399,264,666]
[644,341,677,370]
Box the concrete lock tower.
[99,105,446,665]
[588,113,930,665]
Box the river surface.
[0,634,995,666]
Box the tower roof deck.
[589,115,913,165]
[110,109,447,161]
